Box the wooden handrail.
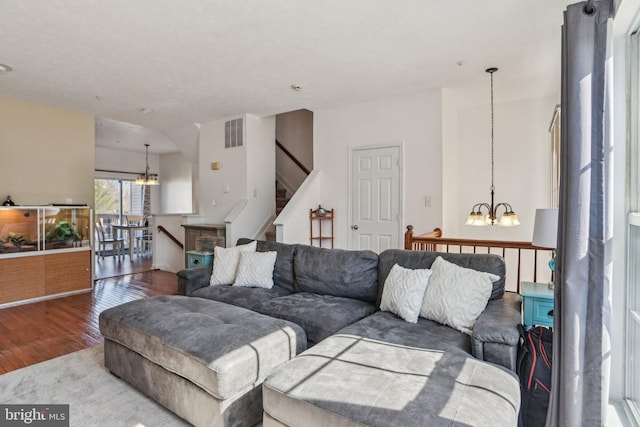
[158,225,184,249]
[404,225,554,293]
[276,139,311,175]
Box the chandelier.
[135,144,159,186]
[465,68,519,227]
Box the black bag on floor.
[517,325,553,427]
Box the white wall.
[159,152,193,214]
[442,88,557,242]
[276,170,323,245]
[0,95,95,206]
[225,114,276,245]
[314,90,443,249]
[196,114,275,245]
[197,117,248,224]
[152,214,185,273]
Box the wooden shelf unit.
[309,208,334,248]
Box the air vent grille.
[225,118,244,148]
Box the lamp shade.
[532,208,558,248]
[466,212,488,226]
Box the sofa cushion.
[192,284,291,310]
[99,296,307,400]
[209,241,257,285]
[337,311,472,355]
[263,334,520,427]
[379,263,431,323]
[253,292,377,346]
[378,249,506,302]
[293,245,379,303]
[420,256,497,334]
[233,251,278,289]
[237,238,297,292]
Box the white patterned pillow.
[209,241,257,286]
[233,251,277,289]
[380,263,432,323]
[420,256,499,334]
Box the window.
[625,28,640,423]
[94,178,143,233]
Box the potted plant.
[46,221,81,248]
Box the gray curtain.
[547,1,612,426]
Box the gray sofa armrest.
[471,291,522,372]
[177,266,212,296]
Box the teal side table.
[521,281,555,329]
[186,250,214,268]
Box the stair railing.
[404,225,554,293]
[158,225,184,249]
[276,139,311,176]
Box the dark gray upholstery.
[471,291,522,371]
[293,245,378,303]
[237,238,297,292]
[105,340,263,427]
[177,265,212,295]
[192,284,292,310]
[116,240,524,426]
[263,334,520,427]
[377,249,507,303]
[254,292,377,346]
[100,296,307,399]
[100,296,307,427]
[336,311,471,355]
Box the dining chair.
[125,215,144,225]
[95,220,124,259]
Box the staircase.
[265,182,291,241]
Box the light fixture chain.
[490,70,495,192]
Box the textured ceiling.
[0,0,571,153]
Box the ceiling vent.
[225,118,244,148]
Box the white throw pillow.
[233,251,277,289]
[420,256,499,334]
[209,241,257,286]
[380,263,432,323]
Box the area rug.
[0,345,188,426]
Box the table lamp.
[532,208,559,288]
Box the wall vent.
[225,118,244,148]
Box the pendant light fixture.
[135,144,159,186]
[465,67,519,227]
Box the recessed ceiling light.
[140,108,153,114]
[0,64,13,73]
[290,84,302,91]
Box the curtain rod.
[95,169,141,176]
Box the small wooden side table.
[521,281,555,329]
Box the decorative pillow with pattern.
[420,256,499,334]
[380,263,432,323]
[233,251,278,289]
[209,241,257,286]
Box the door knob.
[351,225,359,230]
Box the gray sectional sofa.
[178,239,522,372]
[101,238,522,427]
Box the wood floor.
[0,270,178,374]
[94,253,154,280]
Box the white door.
[350,146,401,252]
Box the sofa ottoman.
[262,334,520,427]
[99,295,307,427]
